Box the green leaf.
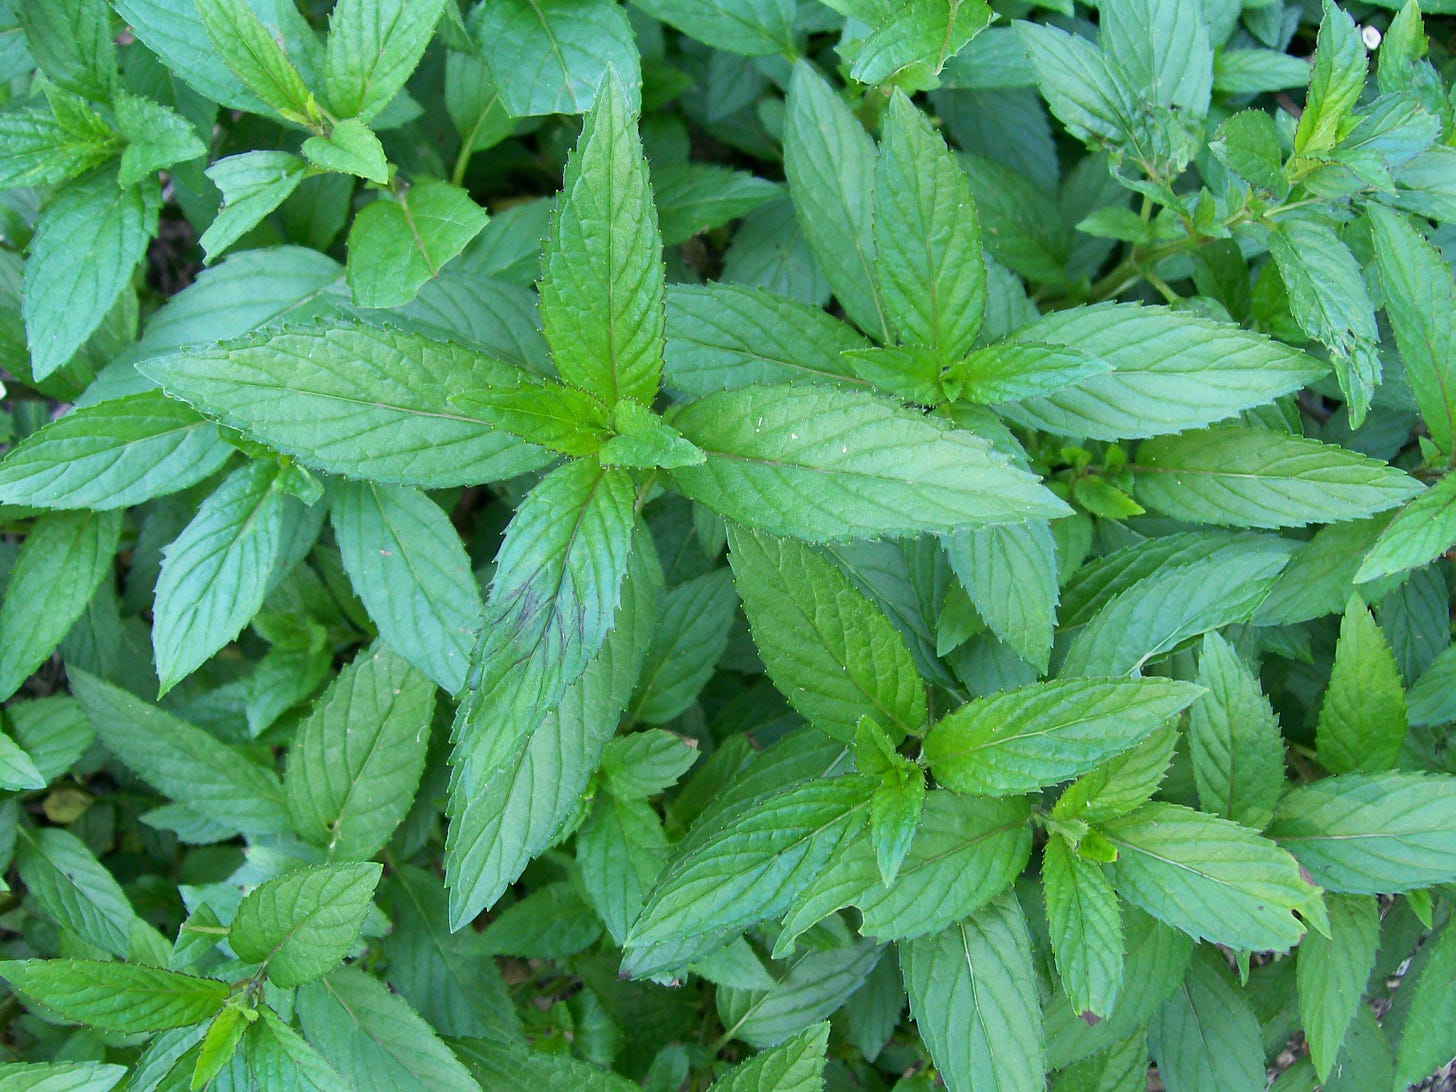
[662,283,868,396]
[717,939,881,1050]
[901,893,1045,1092]
[942,522,1058,673]
[1054,722,1178,826]
[1016,21,1135,147]
[710,1021,829,1091]
[924,677,1201,797]
[444,47,512,159]
[870,765,924,888]
[323,0,446,122]
[347,181,488,308]
[727,526,925,743]
[1187,632,1285,830]
[626,0,794,57]
[1392,917,1456,1090]
[1100,0,1211,115]
[142,325,550,489]
[231,863,382,987]
[0,1060,127,1091]
[195,0,319,124]
[192,1004,248,1091]
[1061,536,1295,676]
[1043,836,1123,1020]
[153,460,288,693]
[1267,219,1380,426]
[0,391,231,511]
[1268,772,1456,894]
[244,1008,350,1092]
[1408,643,1456,728]
[600,729,701,800]
[23,172,156,381]
[0,510,120,702]
[668,385,1068,541]
[852,0,992,87]
[70,668,289,836]
[1355,473,1456,584]
[302,118,390,185]
[199,152,309,261]
[450,378,610,458]
[1315,596,1407,774]
[285,642,433,861]
[873,90,984,360]
[947,342,1112,406]
[630,568,736,724]
[999,303,1326,441]
[579,793,669,946]
[625,775,874,952]
[449,460,636,785]
[1147,948,1265,1092]
[15,827,148,961]
[784,62,887,342]
[478,0,640,118]
[1102,802,1320,951]
[1133,426,1419,529]
[17,0,114,101]
[113,93,206,189]
[110,0,260,111]
[0,960,226,1034]
[296,968,481,1092]
[1298,894,1378,1082]
[330,481,482,693]
[1293,0,1366,157]
[654,164,781,247]
[446,541,659,928]
[539,75,663,407]
[0,731,44,792]
[0,99,117,191]
[779,791,1031,948]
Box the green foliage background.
[0,0,1454,1089]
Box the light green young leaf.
[445,541,659,929]
[70,668,289,836]
[1355,473,1456,584]
[0,99,118,191]
[244,1008,350,1092]
[449,460,636,786]
[1053,722,1178,825]
[15,827,148,961]
[331,481,482,693]
[625,775,874,951]
[192,1004,249,1091]
[1187,632,1285,830]
[142,325,551,488]
[301,118,390,185]
[540,74,664,407]
[17,0,114,101]
[669,385,1068,542]
[0,392,230,512]
[323,0,445,122]
[285,643,433,861]
[1369,206,1456,454]
[450,379,610,457]
[852,0,992,87]
[1316,596,1407,774]
[1148,949,1265,1092]
[1043,836,1123,1020]
[1298,894,1378,1082]
[662,282,868,395]
[1102,802,1320,951]
[1392,917,1456,1091]
[942,521,1058,673]
[23,172,156,380]
[347,181,487,308]
[785,62,887,342]
[1293,0,1367,156]
[999,303,1326,440]
[0,510,120,703]
[0,960,226,1034]
[1134,426,1419,529]
[870,765,924,889]
[153,460,288,694]
[901,893,1045,1092]
[296,968,481,1092]
[478,0,640,117]
[710,1021,829,1091]
[1268,771,1456,894]
[947,342,1112,406]
[873,90,984,360]
[630,569,736,724]
[231,863,382,987]
[199,152,309,261]
[195,0,319,123]
[728,526,925,743]
[924,677,1201,797]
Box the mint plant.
[0,0,1455,1089]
